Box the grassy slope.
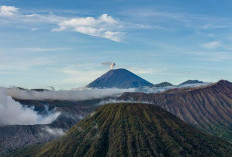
[10,103,232,157]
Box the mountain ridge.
[179,80,204,86]
[153,82,173,87]
[119,80,232,141]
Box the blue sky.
[0,0,232,89]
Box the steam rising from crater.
[102,62,116,70]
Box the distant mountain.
[31,89,49,92]
[13,87,49,92]
[120,80,232,141]
[87,68,154,88]
[10,103,232,157]
[179,80,204,86]
[154,82,173,87]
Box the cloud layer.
[6,87,135,101]
[5,82,210,101]
[0,88,60,126]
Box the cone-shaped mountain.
[87,68,153,88]
[11,103,232,157]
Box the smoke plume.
[102,62,116,70]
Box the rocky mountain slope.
[9,103,232,157]
[120,80,232,141]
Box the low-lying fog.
[0,83,209,126]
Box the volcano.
[10,103,232,157]
[87,68,153,89]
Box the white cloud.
[0,6,18,16]
[42,126,65,137]
[53,14,122,41]
[202,41,221,49]
[99,14,117,24]
[0,5,123,41]
[0,87,60,126]
[202,41,232,51]
[31,28,38,31]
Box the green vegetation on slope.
[10,103,232,157]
